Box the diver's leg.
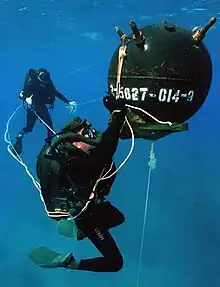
[29,214,123,271]
[13,110,37,154]
[37,106,54,137]
[91,201,125,229]
[58,202,125,241]
[73,215,123,272]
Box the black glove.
[103,96,127,113]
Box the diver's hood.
[61,117,101,139]
[62,117,85,133]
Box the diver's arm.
[53,87,70,104]
[89,111,125,162]
[19,88,33,101]
[20,69,38,100]
[19,82,32,100]
[69,111,125,170]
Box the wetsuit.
[37,111,126,272]
[13,69,71,154]
[76,201,124,272]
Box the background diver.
[29,96,127,272]
[12,68,76,155]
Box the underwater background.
[1,0,220,286]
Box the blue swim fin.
[28,246,74,268]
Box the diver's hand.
[25,96,33,105]
[66,101,77,114]
[108,110,126,128]
[69,101,76,106]
[103,96,127,113]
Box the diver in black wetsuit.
[13,68,76,155]
[29,96,126,272]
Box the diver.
[12,68,76,155]
[29,96,127,272]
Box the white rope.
[136,141,156,287]
[5,101,164,265]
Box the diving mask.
[80,120,97,139]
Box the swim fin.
[57,218,85,240]
[28,246,77,269]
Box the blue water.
[1,1,220,286]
